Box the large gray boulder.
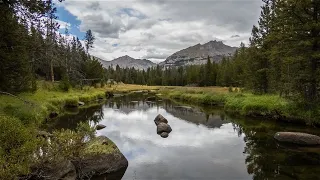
[154,114,168,125]
[157,123,172,134]
[274,132,320,146]
[73,136,128,179]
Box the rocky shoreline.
[26,136,128,180]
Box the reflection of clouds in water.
[96,107,250,180]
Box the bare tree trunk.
[50,59,54,82]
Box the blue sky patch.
[56,6,85,39]
[112,43,119,47]
[117,8,147,19]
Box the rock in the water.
[154,114,168,125]
[157,123,172,134]
[28,159,76,180]
[96,124,106,130]
[146,96,156,101]
[73,136,128,179]
[49,112,58,119]
[160,132,169,138]
[78,101,85,106]
[274,132,320,146]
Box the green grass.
[85,136,117,155]
[159,86,320,125]
[0,84,110,125]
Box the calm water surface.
[54,94,320,180]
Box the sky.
[55,0,262,63]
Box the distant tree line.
[0,0,105,93]
[1,0,320,106]
[106,0,320,106]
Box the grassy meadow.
[159,86,319,126]
[1,82,320,178]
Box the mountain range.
[159,40,237,67]
[96,40,237,70]
[96,55,156,70]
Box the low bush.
[0,115,38,179]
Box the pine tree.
[84,29,95,54]
[205,56,212,86]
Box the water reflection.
[232,118,320,180]
[54,95,320,180]
[95,99,249,180]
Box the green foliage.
[49,122,96,159]
[0,115,38,179]
[1,98,47,126]
[64,97,79,107]
[59,76,71,92]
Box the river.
[52,94,320,180]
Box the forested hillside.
[0,0,105,94]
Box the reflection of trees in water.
[105,96,162,114]
[52,105,104,131]
[232,120,320,180]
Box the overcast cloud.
[57,0,262,63]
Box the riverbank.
[1,83,319,178]
[0,82,158,178]
[159,87,320,126]
[0,83,160,124]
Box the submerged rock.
[73,136,128,179]
[154,114,168,125]
[157,123,172,134]
[96,124,106,130]
[274,132,320,146]
[78,101,85,106]
[160,132,169,138]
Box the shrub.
[48,122,96,160]
[3,104,44,125]
[59,76,71,92]
[0,115,38,179]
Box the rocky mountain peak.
[159,40,237,67]
[96,55,156,70]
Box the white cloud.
[55,19,71,30]
[59,0,262,63]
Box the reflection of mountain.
[163,102,228,128]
